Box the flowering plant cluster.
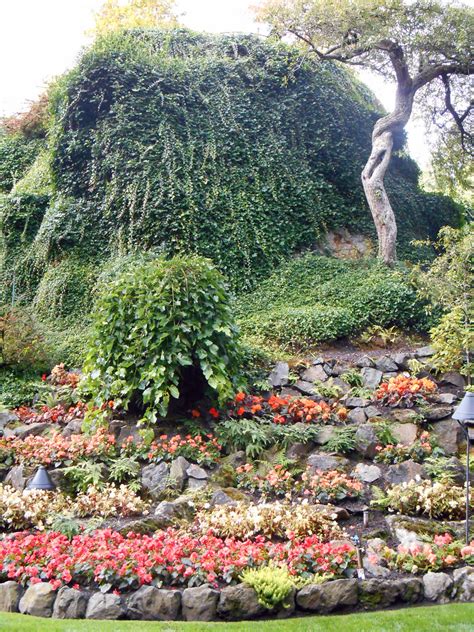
[226,392,347,425]
[13,403,87,426]
[301,470,363,504]
[0,529,356,591]
[371,479,470,520]
[0,428,116,467]
[374,375,437,408]
[49,364,80,388]
[0,484,149,530]
[374,432,439,464]
[147,433,222,466]
[236,464,295,498]
[381,533,474,574]
[196,501,343,540]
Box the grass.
[1,604,474,632]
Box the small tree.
[256,0,473,264]
[91,0,178,37]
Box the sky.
[0,0,456,168]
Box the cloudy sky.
[0,0,458,167]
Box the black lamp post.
[453,391,474,545]
[26,466,56,491]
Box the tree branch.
[441,74,473,153]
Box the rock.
[391,409,421,424]
[187,464,208,479]
[352,463,381,483]
[386,515,465,546]
[365,405,383,418]
[4,464,32,491]
[425,406,453,421]
[331,362,351,377]
[432,419,464,455]
[307,453,350,472]
[440,372,465,389]
[127,586,181,620]
[332,378,351,394]
[359,579,400,609]
[312,356,325,365]
[347,407,367,424]
[301,365,329,383]
[385,460,425,485]
[453,566,474,602]
[217,584,265,620]
[210,489,238,507]
[47,468,68,490]
[220,451,246,469]
[294,380,319,396]
[12,423,50,439]
[296,579,358,613]
[357,356,375,368]
[182,584,219,621]
[383,372,398,380]
[62,419,83,437]
[169,456,190,491]
[354,424,379,459]
[437,393,457,405]
[360,367,383,390]
[19,582,57,617]
[391,353,412,370]
[316,504,350,521]
[0,581,21,612]
[375,356,399,373]
[86,592,125,619]
[285,441,313,460]
[268,362,289,388]
[415,345,434,358]
[154,497,195,527]
[344,397,370,408]
[362,557,390,578]
[141,461,170,500]
[188,477,208,490]
[116,516,165,535]
[0,411,18,428]
[392,422,418,446]
[53,586,88,619]
[280,387,301,398]
[423,572,453,603]
[397,577,424,603]
[314,425,337,446]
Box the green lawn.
[1,605,474,632]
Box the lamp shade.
[26,466,56,491]
[453,391,474,422]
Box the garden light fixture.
[26,466,56,491]
[453,391,474,545]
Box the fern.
[322,426,357,455]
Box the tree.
[92,0,178,37]
[255,0,473,264]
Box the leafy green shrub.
[84,255,244,423]
[0,306,50,371]
[0,131,42,193]
[322,426,357,455]
[0,370,48,408]
[241,564,294,610]
[238,255,428,349]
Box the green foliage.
[373,420,397,446]
[48,514,82,539]
[238,255,429,350]
[83,255,244,422]
[0,369,47,408]
[322,426,356,455]
[342,369,363,388]
[0,132,42,193]
[63,461,105,494]
[241,564,294,610]
[0,306,50,371]
[108,456,142,491]
[313,378,344,399]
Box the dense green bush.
[0,369,46,408]
[0,132,42,194]
[0,306,50,371]
[83,255,244,423]
[237,255,428,349]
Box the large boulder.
[169,456,190,491]
[294,380,319,396]
[354,424,379,459]
[431,419,464,455]
[182,584,219,621]
[19,582,57,617]
[453,567,474,602]
[0,581,22,612]
[301,365,329,383]
[423,572,453,603]
[352,463,381,483]
[384,460,425,485]
[296,579,358,613]
[85,592,126,619]
[391,422,418,446]
[53,586,88,619]
[141,462,170,500]
[126,586,181,620]
[268,361,289,388]
[217,584,265,620]
[307,453,350,473]
[375,356,398,373]
[153,496,195,527]
[359,579,400,609]
[360,367,383,390]
[347,407,367,424]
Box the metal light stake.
[453,391,474,545]
[26,466,56,491]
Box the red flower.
[191,409,201,418]
[208,408,219,419]
[41,374,47,382]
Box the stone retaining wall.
[1,569,473,621]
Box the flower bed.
[302,470,363,503]
[13,403,86,425]
[0,529,356,591]
[147,433,222,466]
[374,375,437,408]
[374,432,439,464]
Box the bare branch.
[441,74,473,154]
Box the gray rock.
[296,579,358,613]
[365,405,383,418]
[437,393,457,405]
[280,387,302,398]
[0,411,18,428]
[423,457,465,486]
[383,372,399,380]
[331,362,351,377]
[187,464,208,480]
[375,356,399,373]
[285,441,313,460]
[294,380,319,396]
[314,425,337,446]
[426,406,453,421]
[423,572,453,603]
[415,345,434,358]
[62,419,83,437]
[217,584,265,620]
[182,584,219,621]
[354,424,379,459]
[19,582,57,617]
[385,460,425,485]
[154,497,195,527]
[85,592,125,620]
[53,586,88,619]
[269,362,289,388]
[359,579,400,609]
[440,372,465,389]
[332,378,351,394]
[392,422,418,446]
[344,397,370,408]
[362,557,390,578]
[361,367,383,390]
[453,566,474,602]
[347,407,367,424]
[210,489,238,507]
[391,353,412,370]
[432,419,464,455]
[0,581,21,612]
[220,451,246,469]
[127,586,181,620]
[307,453,350,472]
[4,464,32,491]
[188,477,208,490]
[397,577,424,603]
[357,356,375,368]
[141,461,170,500]
[352,463,381,483]
[301,365,329,383]
[391,409,421,424]
[312,356,325,365]
[169,456,190,491]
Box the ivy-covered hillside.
[0,29,459,323]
